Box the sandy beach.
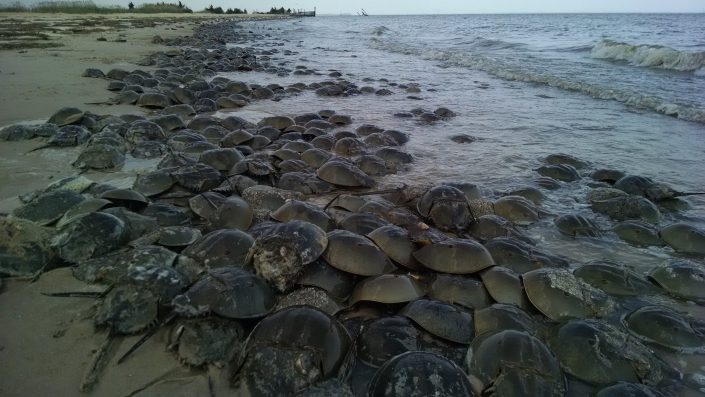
[0,13,264,397]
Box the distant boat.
[360,9,368,16]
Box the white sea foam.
[369,38,705,124]
[591,39,705,72]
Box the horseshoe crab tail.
[117,312,177,365]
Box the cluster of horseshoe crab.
[2,19,705,397]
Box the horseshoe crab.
[367,225,419,270]
[550,319,663,385]
[171,163,224,192]
[94,285,159,334]
[350,274,425,305]
[624,305,705,352]
[480,266,532,309]
[323,229,395,276]
[416,185,473,231]
[523,268,615,321]
[413,238,495,274]
[428,274,492,310]
[301,148,333,169]
[181,229,254,268]
[271,200,332,231]
[248,220,328,292]
[47,107,83,126]
[648,259,705,301]
[659,223,705,255]
[199,148,244,171]
[73,144,126,170]
[554,214,602,237]
[339,212,387,235]
[574,261,657,297]
[44,125,91,150]
[474,304,541,337]
[274,286,342,316]
[466,330,565,396]
[51,212,129,264]
[188,191,226,221]
[211,196,253,230]
[467,215,529,243]
[13,189,85,225]
[233,306,351,395]
[0,216,55,276]
[172,317,245,367]
[317,159,374,188]
[100,188,149,211]
[590,194,661,224]
[73,244,177,284]
[368,351,474,397]
[400,299,474,344]
[493,195,539,226]
[297,259,356,300]
[125,121,166,145]
[537,164,580,182]
[172,267,275,319]
[596,383,666,397]
[356,316,420,367]
[613,220,665,247]
[544,153,587,169]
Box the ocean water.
[226,14,705,266]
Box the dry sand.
[0,12,265,397]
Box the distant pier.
[294,7,316,17]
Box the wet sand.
[0,13,265,397]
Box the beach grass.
[0,1,194,14]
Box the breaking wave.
[369,38,705,124]
[591,39,705,73]
[370,26,390,36]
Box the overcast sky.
[125,0,704,14]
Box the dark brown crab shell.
[170,163,224,192]
[173,316,246,368]
[94,285,159,334]
[349,274,425,305]
[574,260,658,297]
[181,229,255,268]
[316,159,374,188]
[493,195,539,226]
[356,316,420,367]
[296,259,356,300]
[249,220,328,292]
[550,318,664,386]
[523,268,615,322]
[100,188,149,210]
[245,305,352,377]
[270,200,333,231]
[323,229,395,276]
[427,274,492,310]
[466,330,566,396]
[479,266,532,310]
[366,225,420,270]
[172,267,275,319]
[536,164,580,182]
[554,214,602,237]
[648,259,705,301]
[400,299,474,344]
[13,189,86,226]
[51,212,129,264]
[413,238,495,275]
[368,351,474,397]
